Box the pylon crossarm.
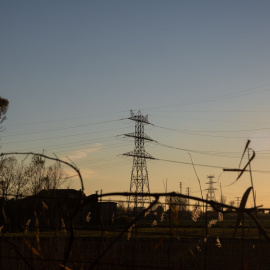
[123,152,155,160]
[124,133,154,141]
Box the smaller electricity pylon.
[205,175,217,210]
[123,110,155,209]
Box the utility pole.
[179,182,182,194]
[186,187,190,211]
[123,110,155,209]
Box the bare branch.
[0,152,84,192]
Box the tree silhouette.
[0,96,9,129]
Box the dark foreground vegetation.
[1,220,270,270]
[1,189,270,270]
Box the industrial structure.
[205,175,217,201]
[123,110,155,208]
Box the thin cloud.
[65,168,96,179]
[63,143,102,161]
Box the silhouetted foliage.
[0,96,9,124]
[0,155,69,198]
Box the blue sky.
[1,1,270,207]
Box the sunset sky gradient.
[2,1,270,207]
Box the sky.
[1,1,270,208]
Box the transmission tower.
[235,197,241,207]
[205,175,217,201]
[123,110,155,209]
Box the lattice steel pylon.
[205,175,217,211]
[205,175,217,201]
[123,110,155,209]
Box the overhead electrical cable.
[1,126,133,144]
[156,142,242,158]
[153,125,270,139]
[4,110,129,128]
[178,131,270,139]
[149,114,270,125]
[1,119,121,138]
[155,158,270,174]
[11,137,118,152]
[3,137,114,150]
[18,141,131,155]
[136,83,270,111]
[153,124,270,133]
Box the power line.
[150,114,270,125]
[4,83,270,132]
[3,110,129,128]
[1,126,133,145]
[157,158,225,169]
[156,158,270,174]
[3,137,113,151]
[156,142,270,159]
[154,124,270,133]
[156,142,242,158]
[136,83,270,112]
[154,125,270,139]
[1,119,121,138]
[23,141,131,155]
